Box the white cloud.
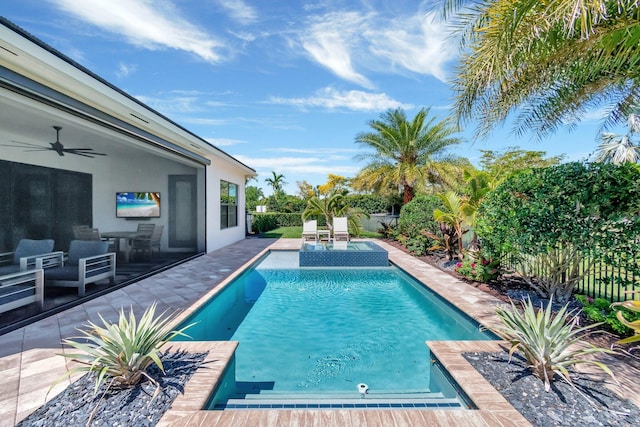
[297,9,454,86]
[115,62,137,78]
[234,154,361,177]
[214,0,258,25]
[49,0,227,63]
[269,87,412,112]
[206,137,247,146]
[300,12,373,88]
[366,12,455,83]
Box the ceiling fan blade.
[4,140,51,150]
[64,148,108,157]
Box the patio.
[0,238,636,426]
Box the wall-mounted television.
[116,192,160,218]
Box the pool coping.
[158,240,532,426]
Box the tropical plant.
[442,0,640,140]
[264,171,286,211]
[352,107,462,204]
[611,299,640,345]
[52,303,193,396]
[594,113,640,164]
[576,294,640,336]
[433,191,470,259]
[495,298,616,392]
[301,191,368,237]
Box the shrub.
[477,162,640,303]
[454,257,499,283]
[252,213,306,232]
[575,294,640,336]
[53,303,193,394]
[495,298,616,392]
[398,194,442,238]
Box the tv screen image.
[116,192,160,218]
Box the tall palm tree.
[264,171,286,211]
[442,1,640,140]
[353,107,462,204]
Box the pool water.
[175,251,495,408]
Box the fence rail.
[502,248,640,302]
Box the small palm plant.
[495,297,617,392]
[52,302,193,396]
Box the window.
[220,180,238,229]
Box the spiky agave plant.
[52,302,194,395]
[495,297,617,392]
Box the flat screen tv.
[116,192,160,218]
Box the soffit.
[0,22,255,175]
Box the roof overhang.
[0,17,256,176]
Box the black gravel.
[464,351,638,426]
[17,351,207,427]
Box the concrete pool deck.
[0,238,636,426]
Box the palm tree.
[264,171,286,211]
[301,191,368,237]
[353,107,462,204]
[594,113,640,164]
[442,1,640,140]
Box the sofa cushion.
[67,241,109,266]
[13,239,55,264]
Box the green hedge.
[252,213,305,233]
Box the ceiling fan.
[2,126,107,158]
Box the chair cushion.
[13,239,55,264]
[0,265,21,275]
[67,241,109,266]
[44,266,79,281]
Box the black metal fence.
[502,247,640,302]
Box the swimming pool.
[175,251,496,409]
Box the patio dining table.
[101,231,145,263]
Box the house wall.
[205,156,248,252]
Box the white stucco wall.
[204,155,248,252]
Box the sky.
[2,0,608,196]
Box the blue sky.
[3,0,607,195]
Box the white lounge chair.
[332,217,350,241]
[301,220,318,241]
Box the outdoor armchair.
[40,240,116,297]
[0,239,57,276]
[0,269,44,314]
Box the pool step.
[217,395,464,410]
[215,390,467,410]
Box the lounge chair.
[0,239,58,275]
[301,220,318,241]
[40,240,116,297]
[332,217,350,241]
[0,269,44,314]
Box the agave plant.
[495,297,616,392]
[611,299,640,345]
[53,302,193,395]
